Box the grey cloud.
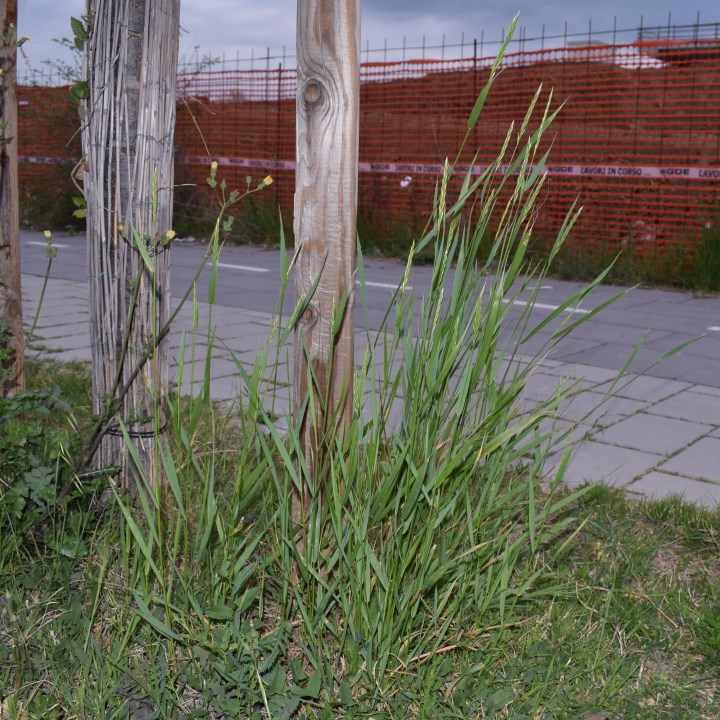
[18,0,720,73]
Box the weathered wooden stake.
[293,0,361,513]
[82,0,180,489]
[0,0,23,397]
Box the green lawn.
[2,360,719,719]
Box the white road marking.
[505,299,590,315]
[211,263,405,288]
[206,265,572,312]
[215,262,269,273]
[708,326,720,332]
[359,280,409,290]
[27,241,69,249]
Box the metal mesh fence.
[18,28,720,271]
[17,86,81,227]
[174,38,720,265]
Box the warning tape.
[20,155,720,181]
[181,156,720,181]
[19,156,75,164]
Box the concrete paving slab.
[177,374,244,403]
[30,308,90,326]
[493,356,535,380]
[686,385,720,398]
[659,437,720,482]
[536,358,566,369]
[16,272,720,505]
[539,362,620,385]
[524,415,593,454]
[647,392,720,427]
[215,344,293,370]
[520,334,605,361]
[636,352,719,384]
[168,335,214,353]
[593,375,691,403]
[577,325,678,355]
[33,285,87,302]
[548,441,663,488]
[30,347,92,362]
[596,413,712,456]
[259,368,292,389]
[555,345,720,385]
[674,335,720,361]
[174,318,268,339]
[627,472,720,508]
[27,322,92,340]
[217,334,276,354]
[27,327,90,343]
[214,287,284,312]
[218,317,280,335]
[172,302,276,326]
[641,331,705,355]
[172,357,245,381]
[520,371,589,402]
[34,281,87,294]
[558,391,649,429]
[555,343,659,375]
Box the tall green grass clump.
[232,21,627,708]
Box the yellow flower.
[165,229,176,241]
[262,175,273,186]
[43,230,52,241]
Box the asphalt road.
[19,229,720,387]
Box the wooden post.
[0,0,23,397]
[81,0,180,489]
[293,0,361,512]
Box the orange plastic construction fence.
[18,86,81,223]
[18,38,720,268]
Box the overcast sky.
[20,1,720,79]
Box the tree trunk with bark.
[0,0,23,398]
[80,0,180,488]
[293,0,361,518]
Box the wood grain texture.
[293,0,361,496]
[0,0,23,397]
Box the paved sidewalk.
[21,273,720,508]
